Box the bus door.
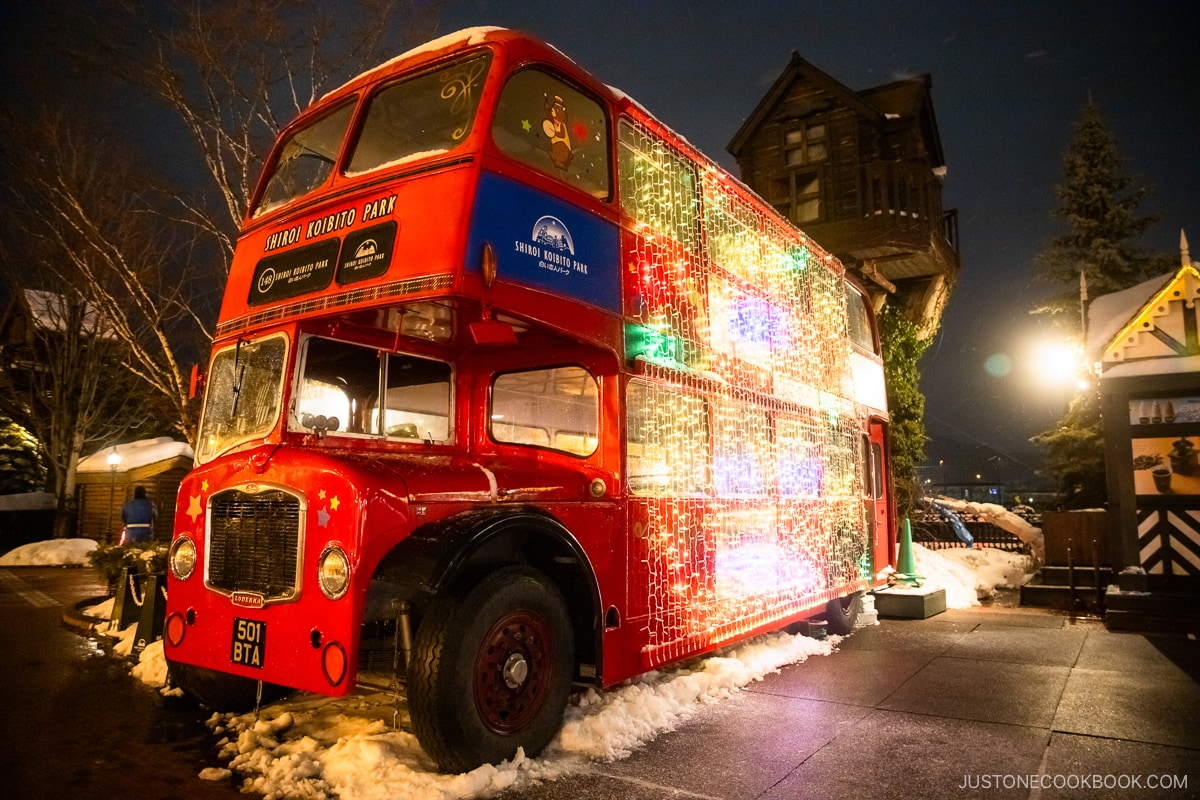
[865,419,892,585]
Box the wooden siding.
[76,458,191,544]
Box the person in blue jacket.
[120,486,158,545]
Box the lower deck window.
[490,366,599,456]
[293,336,451,441]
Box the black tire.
[167,659,292,712]
[409,565,574,773]
[823,592,862,636]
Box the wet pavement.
[0,567,251,800]
[497,600,1200,800]
[5,567,1199,799]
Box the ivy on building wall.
[879,304,930,518]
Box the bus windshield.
[345,51,492,176]
[256,102,356,217]
[253,51,493,216]
[196,334,289,464]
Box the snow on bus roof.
[321,27,507,102]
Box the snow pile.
[83,596,116,624]
[0,537,97,566]
[912,543,1036,608]
[933,498,1045,562]
[551,630,837,761]
[210,630,839,800]
[131,639,170,687]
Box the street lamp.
[106,447,121,543]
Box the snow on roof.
[21,289,108,336]
[1086,271,1175,357]
[1101,354,1200,379]
[77,437,194,473]
[321,27,506,102]
[0,491,55,511]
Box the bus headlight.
[169,536,197,581]
[318,545,351,600]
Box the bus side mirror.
[189,364,206,400]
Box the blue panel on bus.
[467,172,620,313]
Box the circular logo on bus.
[257,268,276,293]
[532,215,574,254]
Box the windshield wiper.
[230,337,246,417]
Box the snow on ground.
[0,537,97,566]
[48,533,1033,799]
[912,542,1036,609]
[94,595,840,800]
[203,630,841,800]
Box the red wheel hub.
[473,610,555,734]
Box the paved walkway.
[499,602,1200,799]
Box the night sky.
[3,1,1198,470]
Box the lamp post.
[106,448,121,544]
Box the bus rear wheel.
[409,566,574,773]
[823,592,862,635]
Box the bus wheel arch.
[409,564,574,772]
[369,509,603,685]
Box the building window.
[783,121,828,166]
[770,170,822,226]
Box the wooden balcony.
[804,160,960,285]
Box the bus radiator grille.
[207,488,301,600]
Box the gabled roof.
[77,437,194,474]
[1087,270,1175,357]
[1093,263,1200,373]
[728,53,944,166]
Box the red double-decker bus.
[164,27,894,773]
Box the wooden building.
[1090,234,1200,631]
[75,438,193,545]
[729,54,959,337]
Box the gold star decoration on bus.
[187,494,203,522]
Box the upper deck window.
[845,284,877,354]
[618,120,699,250]
[491,69,610,199]
[346,52,493,177]
[255,102,356,217]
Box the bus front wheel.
[409,565,574,773]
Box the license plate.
[231,617,265,668]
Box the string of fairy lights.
[618,118,868,658]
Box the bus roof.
[300,27,842,276]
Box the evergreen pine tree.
[1034,101,1165,330]
[1032,101,1168,508]
[0,417,45,495]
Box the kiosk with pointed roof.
[1091,231,1200,631]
